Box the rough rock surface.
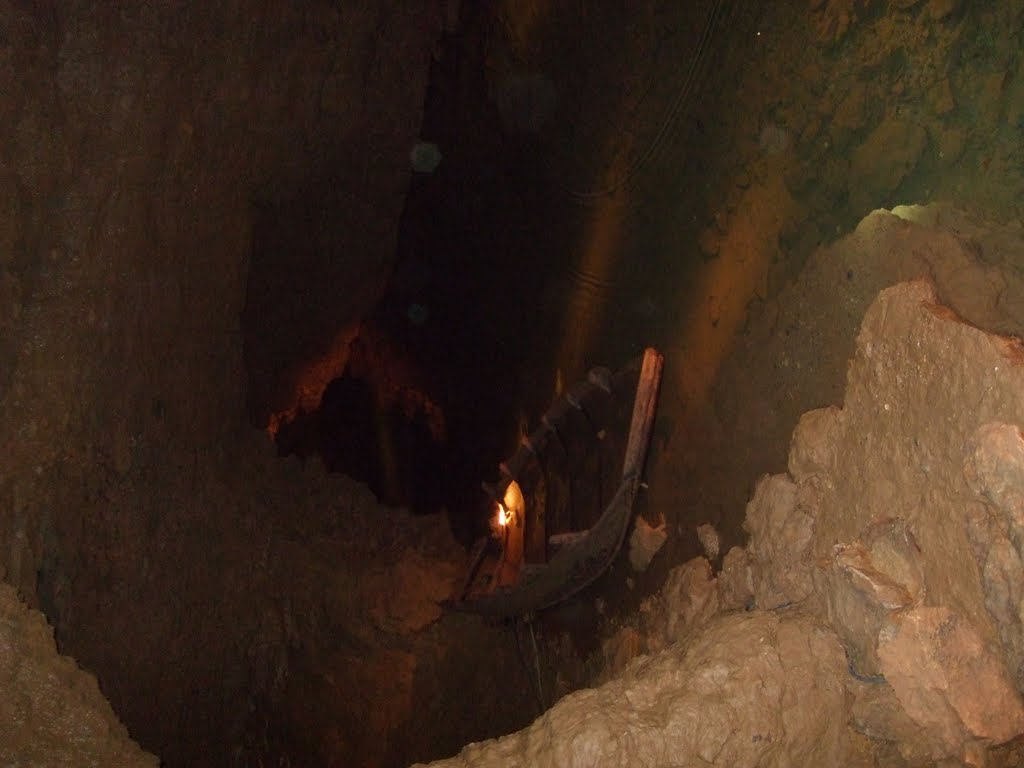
[701,204,1024,561]
[627,0,1024,584]
[878,606,1024,757]
[0,2,537,766]
[417,609,848,768]
[424,275,1024,766]
[732,279,1024,763]
[2,0,1023,763]
[0,584,156,766]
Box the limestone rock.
[788,405,842,482]
[963,421,1024,685]
[744,474,815,608]
[798,280,1024,627]
[593,557,722,686]
[822,518,924,677]
[417,611,849,768]
[642,557,719,653]
[718,206,1024,546]
[729,276,1024,762]
[696,522,720,560]
[964,422,1024,541]
[717,545,755,611]
[427,230,1024,767]
[878,606,1024,760]
[629,515,668,572]
[0,584,157,767]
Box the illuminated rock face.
[418,609,850,768]
[422,266,1024,764]
[788,279,1024,762]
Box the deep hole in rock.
[246,9,565,544]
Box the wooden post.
[621,348,664,484]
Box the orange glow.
[674,165,796,403]
[493,480,526,588]
[267,325,361,436]
[502,481,524,525]
[554,142,633,382]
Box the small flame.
[496,503,508,527]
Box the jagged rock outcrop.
[0,584,157,766]
[732,279,1024,764]
[417,608,849,768]
[421,274,1024,766]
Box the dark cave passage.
[262,14,578,543]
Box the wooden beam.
[621,347,664,484]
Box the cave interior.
[3,0,1024,766]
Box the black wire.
[511,615,547,715]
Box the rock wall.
[421,268,1024,763]
[0,1,513,765]
[681,204,1024,558]
[729,278,1024,764]
[0,583,157,766]
[634,0,1024,574]
[418,608,850,768]
[0,0,442,595]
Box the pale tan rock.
[431,224,1024,767]
[696,522,720,559]
[742,276,1024,761]
[878,606,1024,757]
[0,584,157,767]
[643,557,719,653]
[629,514,668,572]
[823,518,924,677]
[964,422,1024,539]
[788,405,842,481]
[745,473,815,608]
[717,546,755,611]
[417,611,849,768]
[717,206,1024,544]
[804,280,1024,637]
